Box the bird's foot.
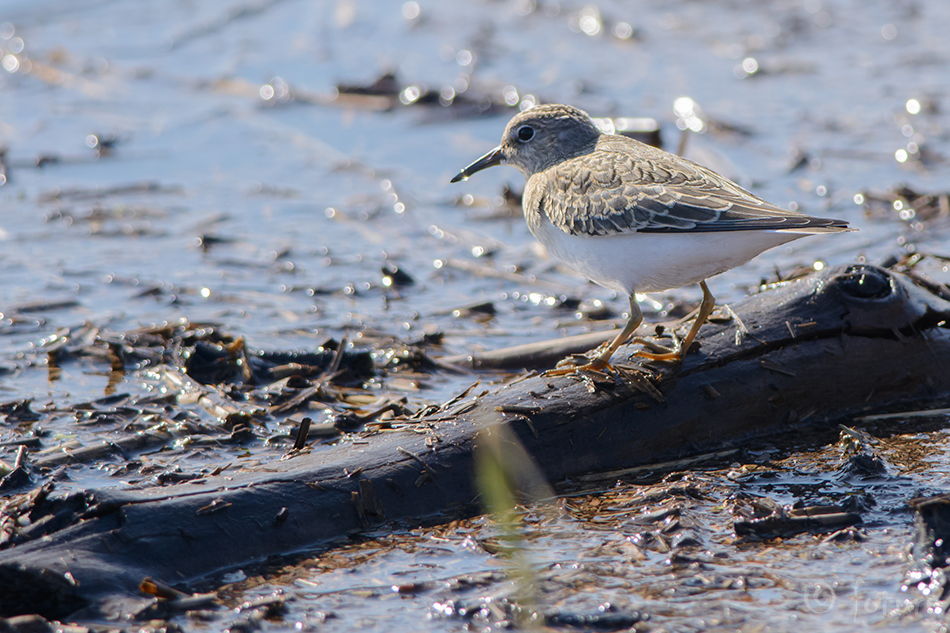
[544,355,609,376]
[545,354,664,398]
[634,345,682,362]
[633,338,704,362]
[625,336,683,362]
[635,349,681,362]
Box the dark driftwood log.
[3,264,950,620]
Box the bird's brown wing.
[535,135,849,236]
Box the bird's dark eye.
[516,125,535,142]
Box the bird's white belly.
[530,220,804,295]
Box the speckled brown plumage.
[514,107,848,238]
[451,103,853,372]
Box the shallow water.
[217,428,948,633]
[2,0,950,630]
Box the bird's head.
[451,104,601,182]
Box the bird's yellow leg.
[545,296,644,375]
[636,280,715,362]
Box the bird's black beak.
[450,147,504,183]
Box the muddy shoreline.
[3,264,950,622]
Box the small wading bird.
[451,104,852,373]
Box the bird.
[450,103,852,373]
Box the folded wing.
[538,135,850,236]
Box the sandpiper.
[451,104,852,372]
